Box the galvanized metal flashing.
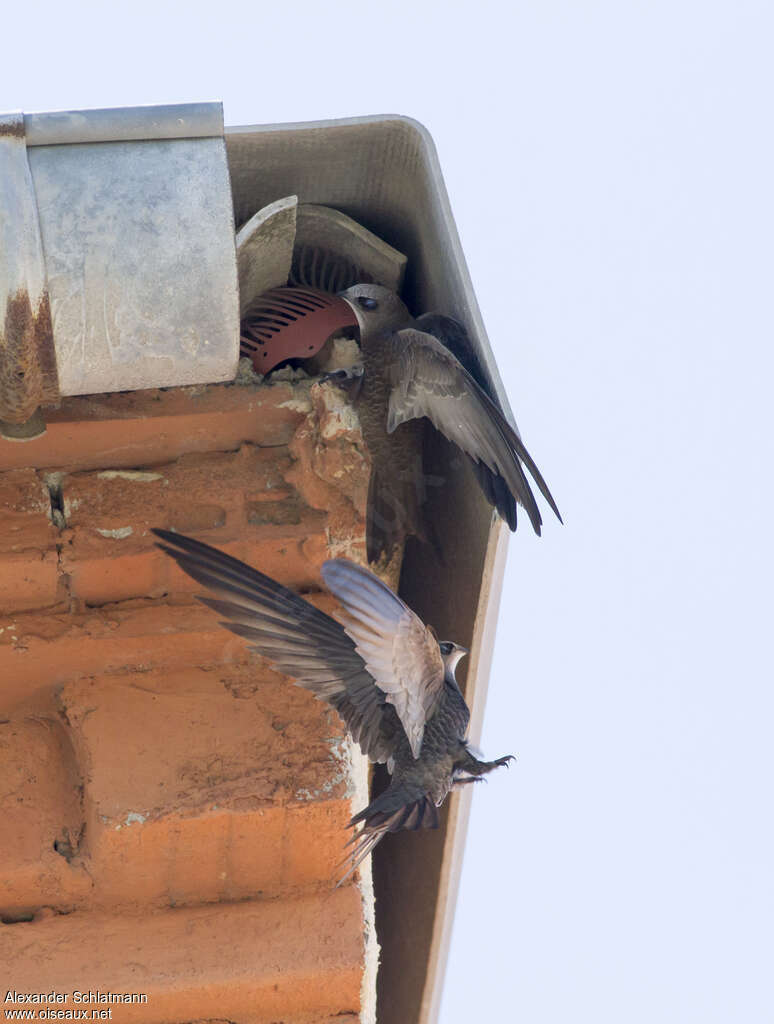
[0,102,239,428]
[23,102,225,147]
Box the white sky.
[3,2,772,1020]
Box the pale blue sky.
[3,2,772,1020]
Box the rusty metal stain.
[0,110,60,427]
[0,288,59,423]
[0,118,25,139]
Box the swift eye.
[357,296,378,311]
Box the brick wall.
[0,376,382,1023]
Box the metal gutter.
[225,114,512,1024]
[0,101,238,431]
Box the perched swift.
[152,528,513,883]
[335,283,562,563]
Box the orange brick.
[63,666,345,815]
[57,665,351,908]
[0,890,365,1022]
[62,528,329,607]
[0,593,350,717]
[0,601,236,715]
[0,378,381,1019]
[57,446,334,604]
[0,469,56,551]
[0,469,61,613]
[87,802,353,910]
[0,549,61,614]
[0,718,91,917]
[0,381,313,473]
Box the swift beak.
[337,295,365,337]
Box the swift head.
[339,283,411,339]
[438,640,468,679]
